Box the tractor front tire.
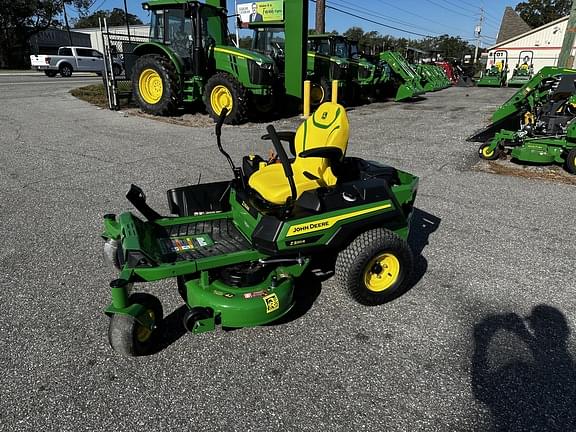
[204,73,249,125]
[335,228,413,306]
[565,148,576,174]
[310,79,331,107]
[132,54,181,116]
[108,293,163,357]
[478,143,501,160]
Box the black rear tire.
[59,63,73,77]
[132,54,181,116]
[44,70,57,77]
[108,293,163,357]
[204,72,249,125]
[565,148,576,174]
[335,228,413,306]
[310,78,331,107]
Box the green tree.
[0,0,90,68]
[73,8,143,28]
[515,0,571,28]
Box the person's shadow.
[472,306,576,431]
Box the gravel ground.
[1,76,575,431]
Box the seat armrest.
[298,147,343,162]
[261,131,296,156]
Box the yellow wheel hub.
[310,85,325,105]
[139,69,163,104]
[210,85,233,115]
[135,310,155,343]
[364,253,401,292]
[482,146,495,158]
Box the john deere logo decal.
[286,203,392,237]
[321,111,328,119]
[263,293,279,313]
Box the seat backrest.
[292,102,349,185]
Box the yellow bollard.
[332,80,339,103]
[303,80,311,118]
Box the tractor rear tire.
[204,72,249,125]
[478,143,501,160]
[565,148,576,174]
[108,293,163,357]
[335,228,413,306]
[132,54,181,116]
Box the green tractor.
[101,102,419,356]
[472,67,576,173]
[129,0,277,123]
[378,51,426,101]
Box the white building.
[486,13,572,80]
[74,25,150,53]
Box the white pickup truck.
[30,46,122,77]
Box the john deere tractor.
[130,0,277,123]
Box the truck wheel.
[108,293,163,357]
[132,54,181,116]
[565,148,576,174]
[59,63,73,77]
[44,70,57,78]
[335,228,413,306]
[204,72,248,125]
[478,143,501,160]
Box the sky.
[69,0,521,48]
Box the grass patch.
[70,81,134,108]
[70,84,108,108]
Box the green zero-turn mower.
[101,102,419,356]
[130,0,277,124]
[472,67,576,173]
[477,50,509,88]
[508,51,535,88]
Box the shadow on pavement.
[472,305,576,431]
[407,208,441,288]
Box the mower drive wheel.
[478,143,501,160]
[565,148,576,174]
[108,293,163,357]
[204,72,248,125]
[335,228,413,306]
[132,54,181,116]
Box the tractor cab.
[144,1,226,74]
[252,27,286,71]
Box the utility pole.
[316,0,325,34]
[123,0,132,42]
[473,7,484,64]
[62,1,73,46]
[558,0,576,68]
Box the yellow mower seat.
[249,102,349,205]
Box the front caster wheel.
[183,307,212,333]
[335,228,413,306]
[108,293,163,356]
[478,143,501,160]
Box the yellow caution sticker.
[286,203,392,237]
[263,293,280,314]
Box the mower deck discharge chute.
[101,102,419,356]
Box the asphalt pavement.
[0,76,575,431]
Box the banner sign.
[237,1,284,27]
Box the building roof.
[496,6,532,44]
[489,14,569,50]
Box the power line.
[424,0,475,19]
[311,0,434,38]
[329,0,443,35]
